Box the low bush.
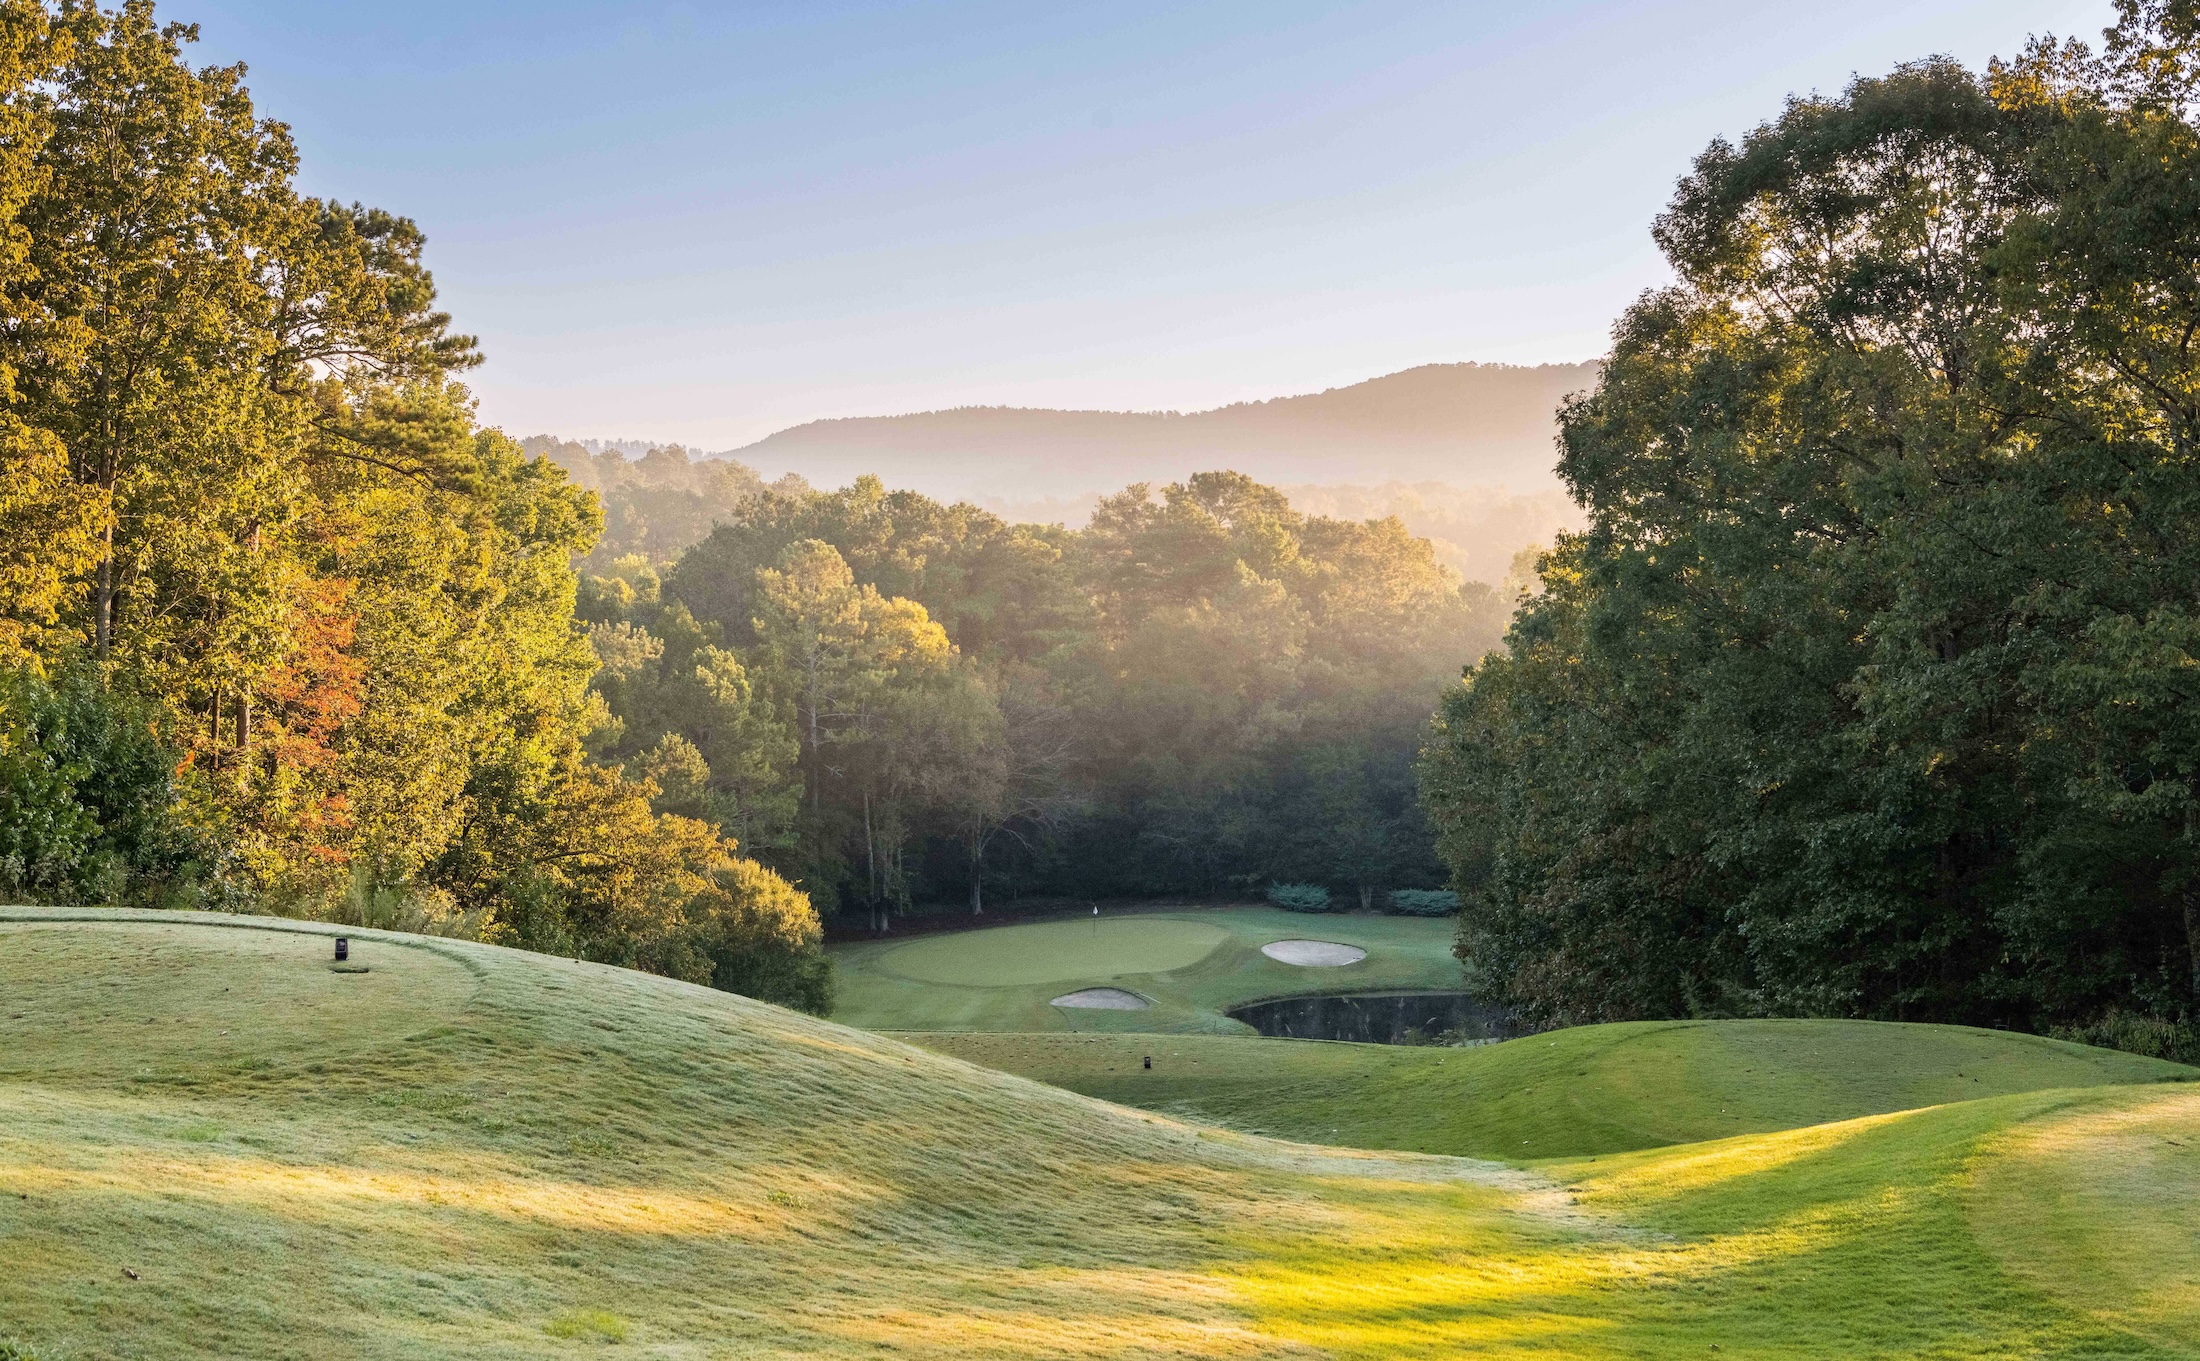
[1266,882,1331,912]
[2049,1011,2200,1066]
[1386,889,1459,916]
[0,662,203,906]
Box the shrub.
[0,662,200,905]
[1266,882,1331,912]
[1387,889,1460,916]
[2049,1011,2200,1066]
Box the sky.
[178,0,2120,449]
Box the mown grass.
[914,1021,2194,1158]
[2,908,2196,1359]
[829,906,1462,1033]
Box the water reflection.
[1226,991,1522,1045]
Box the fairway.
[916,1021,2195,1159]
[831,906,1464,1033]
[3,908,2200,1359]
[873,916,1229,985]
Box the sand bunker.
[1261,940,1367,967]
[1049,987,1151,1010]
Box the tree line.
[581,471,1507,926]
[0,2,827,1010]
[1420,1,2200,1039]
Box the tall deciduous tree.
[1423,1,2200,1030]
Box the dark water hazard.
[1227,991,1522,1045]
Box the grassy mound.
[4,909,2198,1359]
[830,907,1461,1033]
[916,1021,2195,1159]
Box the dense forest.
[580,471,1505,925]
[0,2,827,1009]
[22,0,2193,1053]
[0,1,1506,997]
[1421,1,2200,1039]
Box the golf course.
[5,906,2199,1359]
[828,907,1463,1033]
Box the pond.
[1226,991,1521,1045]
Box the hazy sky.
[180,0,2116,448]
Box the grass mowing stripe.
[913,1022,2196,1159]
[3,909,2194,1358]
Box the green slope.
[916,1020,2195,1158]
[829,906,1462,1033]
[3,908,2197,1360]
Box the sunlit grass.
[1,908,2194,1358]
[915,1022,2192,1158]
[541,1309,627,1342]
[1968,1085,2200,1352]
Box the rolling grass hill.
[828,907,1463,1033]
[915,1022,2193,1159]
[4,907,2198,1359]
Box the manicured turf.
[4,907,2198,1359]
[830,906,1463,1032]
[915,1021,2196,1159]
[874,916,1230,985]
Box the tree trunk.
[236,693,250,749]
[862,790,876,902]
[94,521,114,658]
[2185,889,2200,1003]
[970,840,984,915]
[805,649,823,817]
[1359,885,1374,912]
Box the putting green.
[833,907,1465,1032]
[874,916,1229,985]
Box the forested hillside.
[1422,5,2200,1043]
[581,471,1506,923]
[724,361,1596,501]
[0,2,827,1009]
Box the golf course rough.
[4,906,2199,1360]
[831,906,1465,1033]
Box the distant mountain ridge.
[722,361,1597,500]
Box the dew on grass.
[543,1309,629,1342]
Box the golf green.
[873,916,1230,985]
[832,906,1464,1033]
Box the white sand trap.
[1049,987,1151,1010]
[1261,939,1367,967]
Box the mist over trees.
[1422,1,2200,1035]
[580,472,1508,923]
[521,436,810,572]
